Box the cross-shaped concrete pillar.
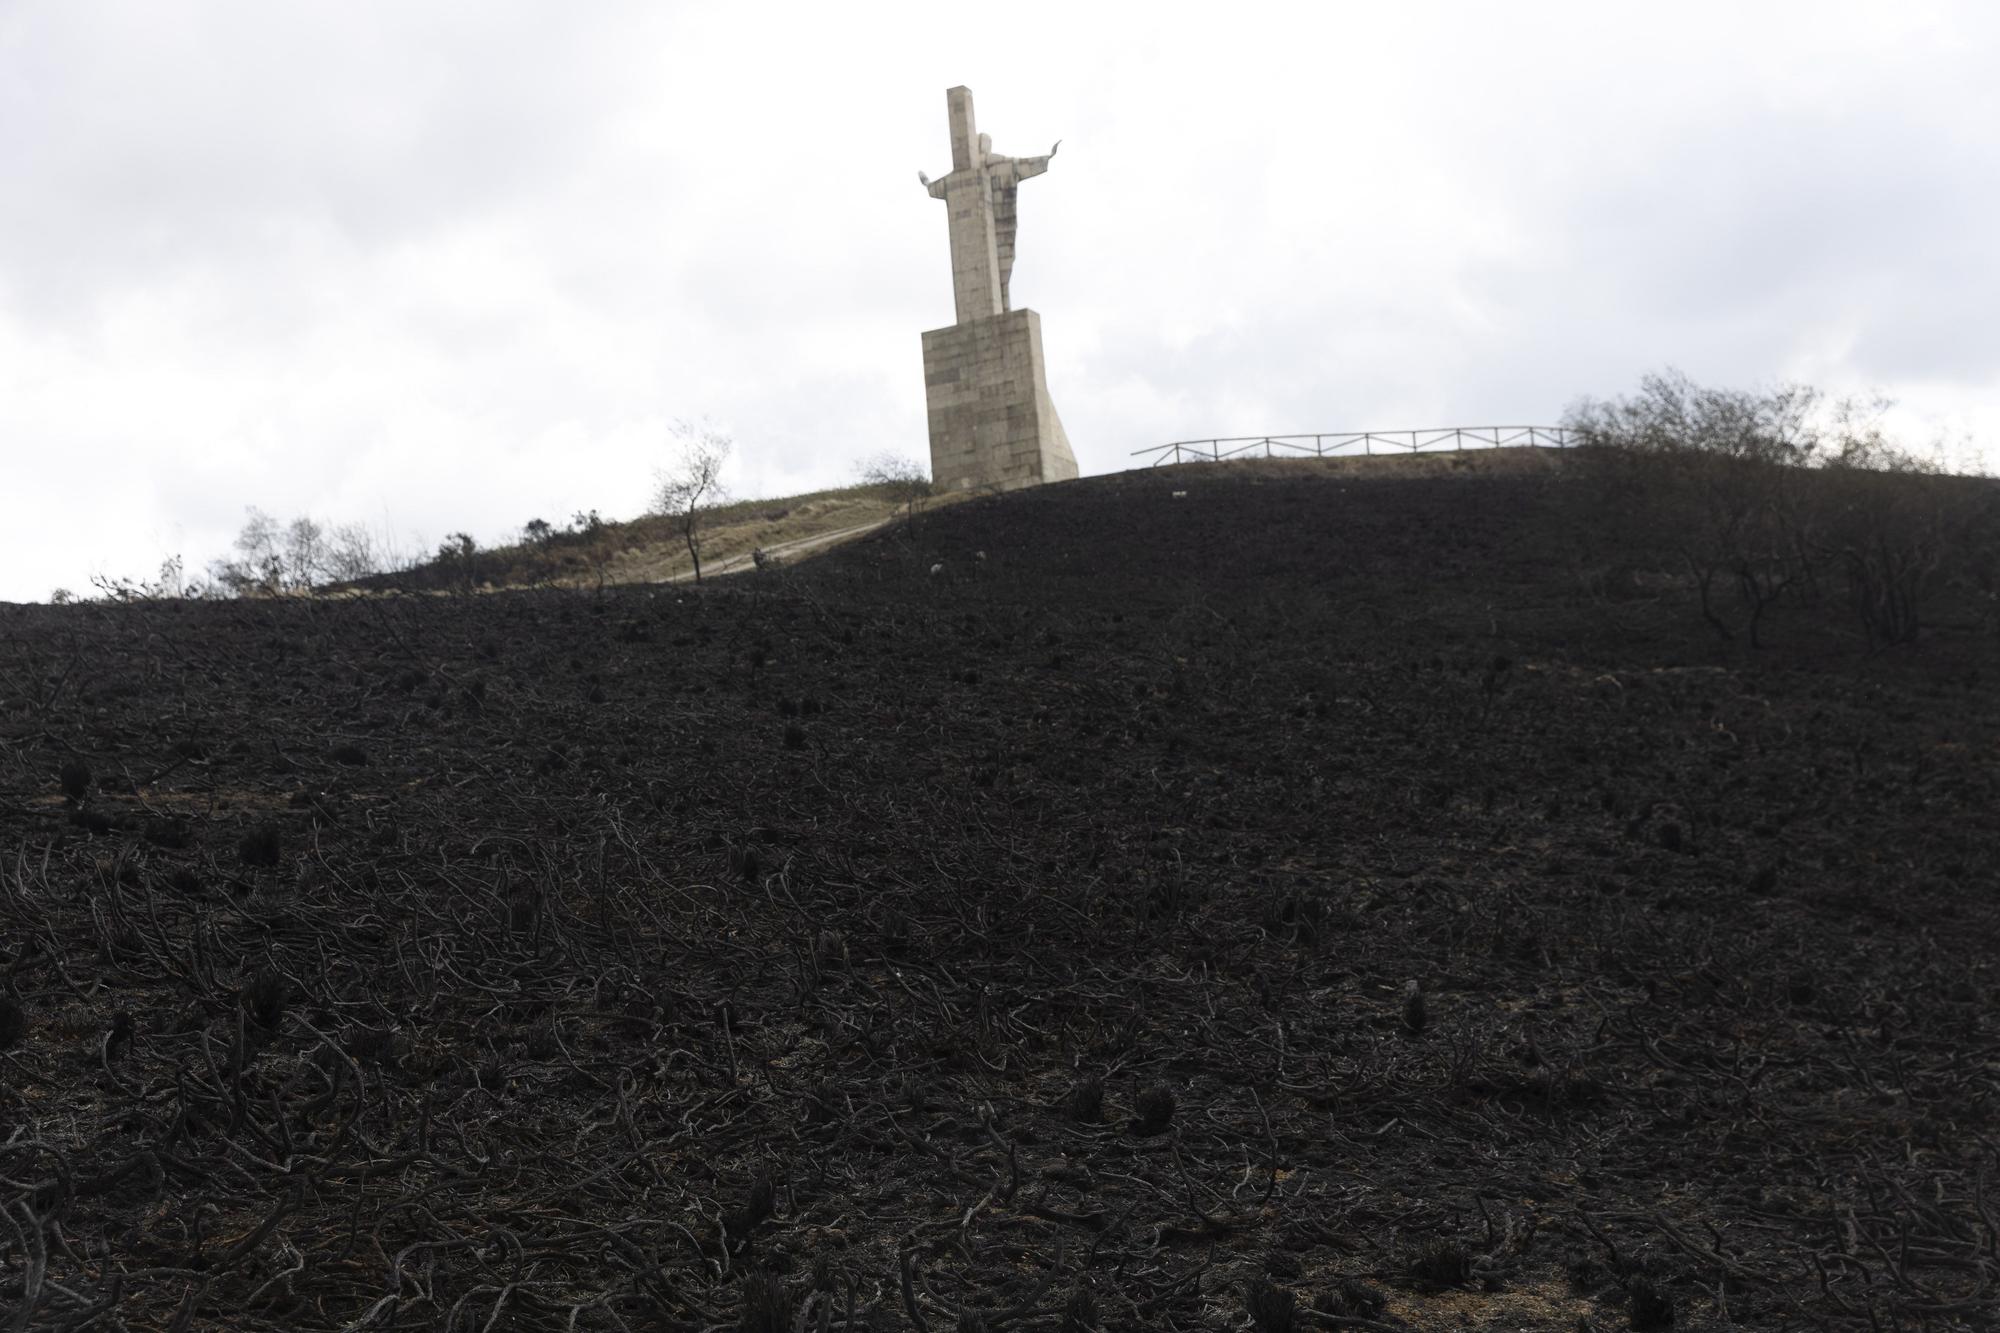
[924,86,1055,327]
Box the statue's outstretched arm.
[1005,142,1060,181]
[920,170,949,199]
[1013,152,1054,181]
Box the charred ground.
[2,455,1996,1331]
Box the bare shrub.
[208,507,287,595]
[1807,417,2000,646]
[206,507,389,595]
[435,533,479,594]
[1565,371,1822,645]
[90,555,193,603]
[1563,370,1995,646]
[858,453,934,530]
[325,523,382,582]
[285,516,328,587]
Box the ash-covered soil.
[2,460,1996,1331]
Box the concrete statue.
[918,86,1079,492]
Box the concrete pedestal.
[921,308,1078,492]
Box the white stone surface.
[921,308,1078,492]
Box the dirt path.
[661,515,895,582]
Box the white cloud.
[3,0,1997,599]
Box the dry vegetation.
[351,482,971,595]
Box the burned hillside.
[2,455,1996,1331]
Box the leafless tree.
[204,509,389,595]
[1565,372,1825,644]
[436,532,479,593]
[655,421,732,582]
[1812,421,1977,645]
[1565,370,1995,646]
[285,516,328,587]
[207,507,287,595]
[239,508,285,586]
[325,523,382,583]
[859,453,933,531]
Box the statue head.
[977,132,992,159]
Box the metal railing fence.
[1132,426,1572,466]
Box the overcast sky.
[3,1,1997,601]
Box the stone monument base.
[921,308,1078,493]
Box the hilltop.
[1,454,1995,1331]
[356,447,1562,594]
[356,480,963,593]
